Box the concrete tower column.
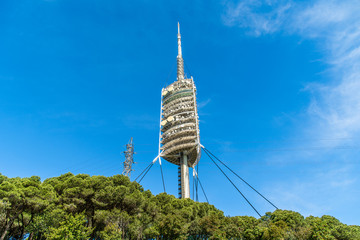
[180,152,190,198]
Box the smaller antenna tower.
[123,137,135,178]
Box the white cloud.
[198,98,211,109]
[222,0,360,222]
[269,164,357,217]
[223,0,292,36]
[223,0,360,155]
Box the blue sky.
[1,0,359,225]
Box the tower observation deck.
[160,23,200,199]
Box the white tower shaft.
[180,153,190,198]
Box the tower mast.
[177,23,190,199]
[177,22,185,81]
[160,23,200,199]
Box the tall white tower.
[160,23,200,199]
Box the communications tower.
[159,23,201,199]
[123,137,135,178]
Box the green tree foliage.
[46,212,91,240]
[0,173,358,239]
[0,174,54,240]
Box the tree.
[263,209,310,239]
[45,212,91,240]
[1,173,358,239]
[0,176,53,240]
[306,216,335,240]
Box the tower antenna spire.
[177,22,185,80]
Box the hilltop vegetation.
[0,173,359,240]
